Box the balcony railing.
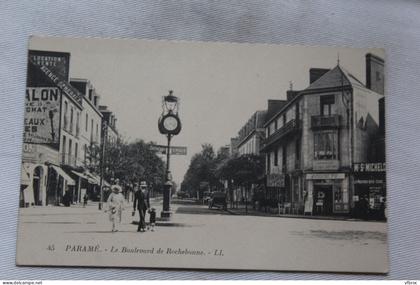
[263,119,301,150]
[311,114,341,129]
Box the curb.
[225,208,385,222]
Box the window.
[266,153,271,174]
[67,139,73,165]
[90,119,94,142]
[89,89,93,101]
[282,145,287,172]
[376,71,382,81]
[75,142,78,163]
[314,130,338,160]
[274,119,278,131]
[85,114,88,132]
[84,144,87,163]
[62,136,66,163]
[76,112,80,137]
[96,123,99,143]
[283,114,286,125]
[295,139,300,165]
[70,108,74,134]
[274,148,278,166]
[320,95,335,116]
[63,101,68,130]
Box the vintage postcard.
[17,36,388,273]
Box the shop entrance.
[32,166,43,206]
[313,184,333,215]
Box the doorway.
[313,184,333,215]
[32,166,43,206]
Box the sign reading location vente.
[150,144,187,155]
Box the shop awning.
[71,170,91,181]
[51,165,75,186]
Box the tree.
[216,154,265,211]
[181,144,222,197]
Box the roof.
[264,64,369,127]
[305,65,364,91]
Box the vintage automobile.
[202,191,212,204]
[208,191,227,210]
[176,191,189,199]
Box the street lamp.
[158,90,182,220]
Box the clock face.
[163,116,178,131]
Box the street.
[16,198,388,273]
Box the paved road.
[16,198,388,273]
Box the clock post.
[158,90,181,220]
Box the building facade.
[21,50,112,207]
[261,54,385,218]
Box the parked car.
[176,191,189,199]
[208,191,227,210]
[202,191,212,204]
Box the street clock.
[159,113,181,135]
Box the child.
[147,208,156,232]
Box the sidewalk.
[225,204,369,222]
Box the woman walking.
[106,185,125,232]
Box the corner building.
[261,54,385,216]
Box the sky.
[29,36,384,185]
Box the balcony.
[262,119,301,151]
[311,114,341,129]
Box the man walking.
[133,181,150,232]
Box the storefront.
[20,163,49,207]
[304,172,350,216]
[266,173,285,204]
[352,162,386,220]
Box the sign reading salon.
[23,87,61,148]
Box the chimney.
[286,90,300,101]
[366,53,385,95]
[309,68,330,84]
[266,100,288,124]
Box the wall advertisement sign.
[24,87,61,148]
[28,50,83,108]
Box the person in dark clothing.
[83,193,88,207]
[132,183,150,232]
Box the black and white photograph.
[16,36,387,273]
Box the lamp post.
[158,90,182,220]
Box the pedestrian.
[147,208,156,232]
[83,193,88,207]
[132,181,150,232]
[106,185,125,232]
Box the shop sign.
[353,162,385,172]
[354,179,384,185]
[306,173,345,180]
[267,173,285,187]
[150,144,187,155]
[23,87,61,148]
